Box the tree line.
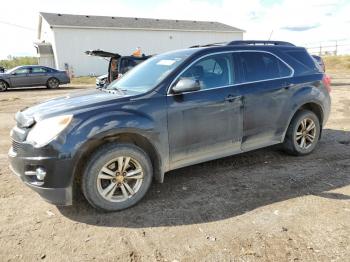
[0,56,38,69]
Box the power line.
[0,20,36,31]
[303,39,350,46]
[307,43,350,49]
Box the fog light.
[36,167,46,181]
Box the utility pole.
[319,43,322,56]
[335,40,338,56]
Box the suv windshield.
[107,49,195,93]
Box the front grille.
[12,140,26,154]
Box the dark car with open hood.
[85,49,151,88]
[9,41,331,211]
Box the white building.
[36,12,244,76]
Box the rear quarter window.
[284,50,319,75]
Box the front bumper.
[8,145,74,206]
[96,81,106,88]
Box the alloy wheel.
[96,156,144,202]
[48,78,59,88]
[295,118,316,149]
[0,81,7,91]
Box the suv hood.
[18,89,139,125]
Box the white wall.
[38,55,55,68]
[39,19,60,69]
[51,27,243,76]
[40,19,55,44]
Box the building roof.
[40,12,244,32]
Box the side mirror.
[172,78,201,94]
[11,72,17,75]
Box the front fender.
[0,77,10,87]
[61,110,165,184]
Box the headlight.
[26,115,73,147]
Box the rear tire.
[282,110,320,156]
[81,143,153,212]
[0,80,8,91]
[46,77,60,89]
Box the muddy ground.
[0,77,349,261]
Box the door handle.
[282,82,294,90]
[224,95,242,103]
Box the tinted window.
[238,52,292,82]
[14,68,30,74]
[45,67,54,72]
[177,53,234,90]
[286,50,317,71]
[119,58,145,74]
[32,67,47,73]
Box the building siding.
[40,25,243,76]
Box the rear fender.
[281,85,326,140]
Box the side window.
[177,53,234,90]
[286,51,317,71]
[277,59,293,77]
[32,67,48,73]
[120,58,137,74]
[239,52,292,82]
[14,68,30,74]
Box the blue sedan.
[0,65,70,91]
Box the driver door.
[167,53,243,169]
[9,67,30,87]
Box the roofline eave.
[48,24,245,33]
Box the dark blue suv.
[9,41,331,211]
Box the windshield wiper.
[102,87,126,95]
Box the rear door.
[29,67,49,86]
[167,52,243,169]
[233,51,294,150]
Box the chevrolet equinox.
[9,41,331,211]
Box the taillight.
[323,74,331,93]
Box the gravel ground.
[0,79,349,261]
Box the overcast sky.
[0,0,350,59]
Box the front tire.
[82,143,153,212]
[0,80,8,91]
[46,77,60,89]
[282,110,320,156]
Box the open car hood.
[85,50,121,59]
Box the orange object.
[132,47,142,57]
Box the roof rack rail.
[228,40,295,46]
[189,42,228,48]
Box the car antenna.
[268,30,274,40]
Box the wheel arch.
[72,131,164,192]
[298,102,324,125]
[0,78,10,88]
[282,101,324,141]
